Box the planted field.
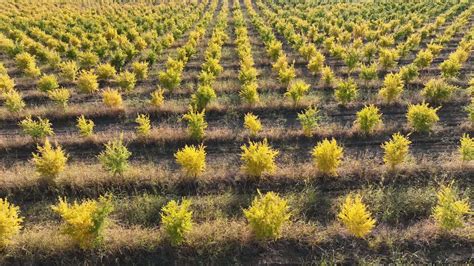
[0,0,472,264]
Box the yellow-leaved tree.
[244,191,290,240]
[174,144,206,178]
[338,194,375,238]
[459,134,473,162]
[0,198,23,247]
[312,138,343,176]
[433,183,470,231]
[160,199,193,246]
[51,195,114,249]
[32,139,68,182]
[244,113,262,137]
[240,139,279,178]
[381,133,411,169]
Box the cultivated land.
[0,0,472,264]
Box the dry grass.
[2,218,471,264]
